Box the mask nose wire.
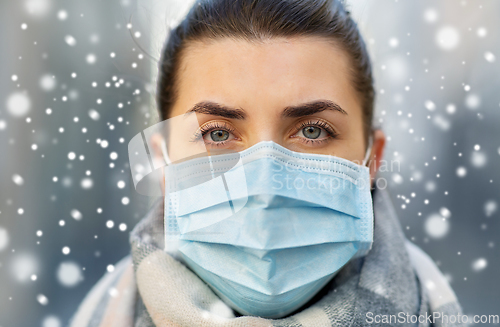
[362,136,373,167]
[163,137,373,167]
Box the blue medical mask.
[163,141,374,318]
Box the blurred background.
[0,0,499,326]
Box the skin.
[152,36,385,188]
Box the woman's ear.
[150,133,167,196]
[368,129,386,184]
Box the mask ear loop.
[362,136,373,167]
[160,139,172,165]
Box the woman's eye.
[296,125,329,140]
[208,130,230,142]
[302,126,321,139]
[196,122,238,145]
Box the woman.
[71,0,465,326]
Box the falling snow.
[472,258,488,272]
[456,166,467,178]
[484,200,498,217]
[435,26,460,51]
[88,109,100,120]
[471,151,487,168]
[39,74,57,91]
[11,254,38,282]
[477,27,488,38]
[64,35,77,46]
[465,94,481,110]
[25,0,52,18]
[86,54,97,64]
[6,92,31,117]
[425,214,450,239]
[484,52,496,63]
[423,8,438,23]
[70,209,82,221]
[37,294,49,306]
[12,174,25,185]
[80,178,94,189]
[57,10,68,20]
[56,262,83,287]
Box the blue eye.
[302,126,321,139]
[195,121,237,146]
[292,119,338,145]
[210,130,230,142]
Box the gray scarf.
[70,189,466,327]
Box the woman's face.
[166,37,382,168]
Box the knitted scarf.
[70,189,466,327]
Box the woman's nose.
[245,119,285,149]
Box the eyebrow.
[187,101,246,119]
[186,99,347,119]
[281,100,347,118]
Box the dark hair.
[157,0,375,140]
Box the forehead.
[172,36,362,117]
